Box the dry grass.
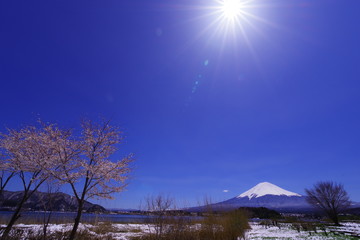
[132,209,250,240]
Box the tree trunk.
[68,200,85,240]
[331,214,340,226]
[0,190,3,207]
[42,211,52,240]
[0,194,27,240]
[327,209,340,226]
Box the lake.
[0,211,152,224]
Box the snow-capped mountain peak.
[237,182,301,200]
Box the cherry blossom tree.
[0,153,15,224]
[0,124,60,239]
[0,151,15,199]
[52,120,133,240]
[0,120,132,240]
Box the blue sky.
[1,0,359,208]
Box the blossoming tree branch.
[0,119,133,240]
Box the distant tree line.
[0,119,133,240]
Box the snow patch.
[237,182,301,199]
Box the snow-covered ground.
[247,222,360,240]
[0,223,150,240]
[2,221,360,239]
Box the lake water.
[0,211,152,224]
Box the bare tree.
[305,181,351,225]
[0,124,59,239]
[143,194,174,237]
[52,119,133,240]
[39,179,60,240]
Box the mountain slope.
[238,182,301,199]
[219,182,310,212]
[189,182,311,213]
[215,194,309,211]
[0,190,106,213]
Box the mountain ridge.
[188,182,311,213]
[0,190,106,213]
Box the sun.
[205,0,252,41]
[220,0,245,20]
[178,0,269,51]
[210,0,254,34]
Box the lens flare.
[221,0,245,20]
[207,0,259,41]
[198,0,272,50]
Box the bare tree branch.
[305,181,351,226]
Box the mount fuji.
[191,182,311,212]
[237,182,301,199]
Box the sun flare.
[221,0,245,20]
[204,0,265,42]
[183,0,270,52]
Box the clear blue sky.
[1,0,359,209]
